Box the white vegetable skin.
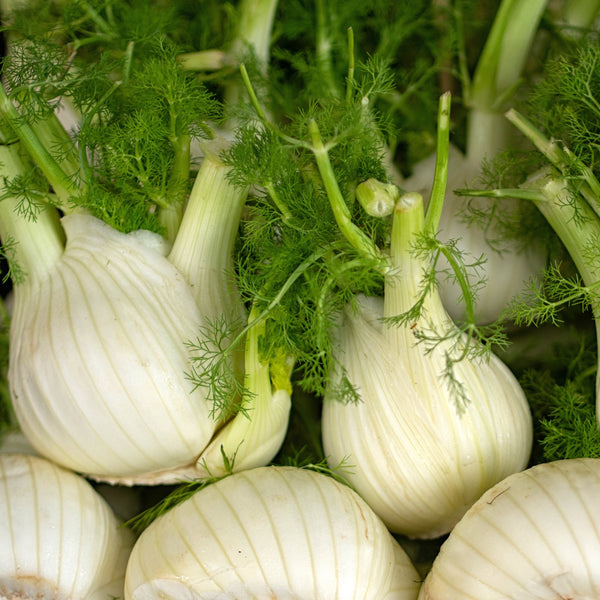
[322,193,532,539]
[124,466,421,600]
[9,213,217,484]
[196,387,291,478]
[419,458,600,599]
[0,453,134,600]
[322,295,532,539]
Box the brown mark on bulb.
[486,486,510,505]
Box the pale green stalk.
[167,141,248,324]
[385,193,452,337]
[560,0,600,31]
[160,130,191,244]
[465,0,548,163]
[535,179,600,408]
[308,119,384,269]
[0,142,64,286]
[179,0,279,106]
[227,0,279,73]
[0,85,76,209]
[506,108,600,219]
[468,0,549,111]
[196,303,293,478]
[424,91,451,235]
[315,0,339,98]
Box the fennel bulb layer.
[322,194,532,539]
[9,213,217,484]
[124,466,421,600]
[419,458,600,599]
[0,453,134,600]
[322,295,532,539]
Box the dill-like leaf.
[0,237,26,287]
[521,326,600,463]
[507,263,599,328]
[528,35,600,176]
[185,314,247,422]
[2,1,221,235]
[124,468,233,536]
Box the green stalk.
[506,108,600,220]
[505,109,568,170]
[0,142,64,286]
[469,0,548,111]
[536,178,600,291]
[465,0,548,165]
[308,119,384,268]
[228,0,279,70]
[167,141,248,324]
[535,177,600,404]
[424,91,451,236]
[384,191,454,361]
[386,192,428,317]
[560,0,600,31]
[224,0,279,109]
[30,111,82,187]
[177,50,227,71]
[315,0,339,98]
[0,85,76,208]
[160,131,191,244]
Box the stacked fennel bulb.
[405,0,550,325]
[419,458,600,599]
[0,0,294,486]
[0,452,134,600]
[322,192,533,539]
[0,133,291,485]
[9,210,216,483]
[124,466,421,600]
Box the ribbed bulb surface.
[0,453,133,600]
[419,458,600,599]
[9,213,216,484]
[322,295,532,539]
[124,466,421,600]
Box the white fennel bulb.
[406,124,546,325]
[1,136,288,485]
[404,0,550,325]
[9,211,216,484]
[322,192,533,539]
[419,458,600,599]
[0,452,134,600]
[124,466,421,600]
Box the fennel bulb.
[0,452,134,600]
[419,458,600,599]
[407,138,546,325]
[124,466,421,600]
[322,192,533,539]
[1,130,289,484]
[10,211,217,484]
